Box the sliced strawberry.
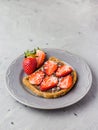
[36,49,46,68]
[56,64,73,77]
[59,75,73,89]
[23,57,37,75]
[44,60,58,76]
[29,70,45,85]
[40,76,58,91]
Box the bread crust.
[22,57,77,98]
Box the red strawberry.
[24,48,46,68]
[56,65,73,77]
[40,76,58,91]
[36,49,46,68]
[23,57,37,75]
[59,75,73,89]
[29,70,45,85]
[44,60,58,76]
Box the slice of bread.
[22,57,77,98]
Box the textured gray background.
[0,0,98,130]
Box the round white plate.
[6,48,92,109]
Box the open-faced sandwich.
[22,48,77,98]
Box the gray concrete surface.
[0,0,98,129]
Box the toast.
[22,56,77,98]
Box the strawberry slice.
[36,49,46,68]
[59,75,73,89]
[40,76,58,91]
[56,64,73,77]
[44,60,58,76]
[29,70,45,85]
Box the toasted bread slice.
[22,57,77,98]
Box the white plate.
[6,48,92,109]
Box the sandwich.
[22,49,77,98]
